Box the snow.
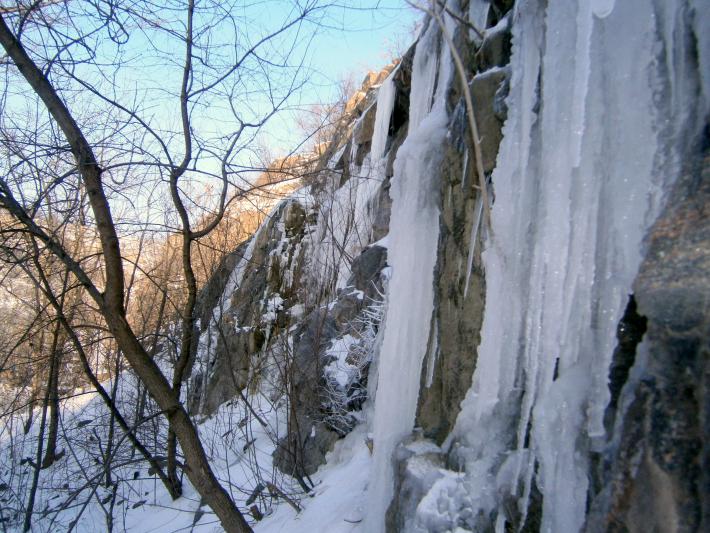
[253,427,372,533]
[261,295,284,323]
[324,335,359,388]
[0,368,289,533]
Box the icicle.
[371,77,396,161]
[463,195,483,299]
[424,317,439,388]
[366,5,456,529]
[591,0,616,18]
[442,0,708,531]
[461,147,469,189]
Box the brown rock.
[469,67,509,174]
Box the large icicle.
[366,8,455,531]
[442,0,710,531]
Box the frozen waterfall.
[366,8,456,532]
[363,0,708,530]
[446,0,710,532]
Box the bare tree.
[0,0,340,530]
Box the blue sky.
[306,2,420,88]
[250,1,422,153]
[2,1,423,221]
[98,1,422,158]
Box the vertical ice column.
[366,5,456,530]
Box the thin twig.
[434,0,484,39]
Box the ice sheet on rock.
[691,0,710,110]
[413,469,467,532]
[303,74,397,294]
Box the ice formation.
[186,0,710,530]
[366,8,455,531]
[304,75,396,293]
[436,0,710,531]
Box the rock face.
[273,245,389,478]
[190,57,407,478]
[586,131,710,533]
[189,199,311,415]
[414,8,510,444]
[385,0,710,531]
[191,0,709,530]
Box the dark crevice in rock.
[487,0,515,28]
[607,295,647,413]
[520,478,544,533]
[389,42,415,144]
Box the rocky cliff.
[189,0,709,531]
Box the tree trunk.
[42,267,71,469]
[23,321,60,531]
[103,350,122,487]
[109,314,253,533]
[40,340,60,469]
[0,16,253,533]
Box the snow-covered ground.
[0,369,376,532]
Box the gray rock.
[272,307,339,477]
[468,67,508,174]
[585,135,710,533]
[371,176,393,241]
[416,102,487,444]
[190,198,310,416]
[354,101,378,147]
[346,245,388,298]
[273,245,389,477]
